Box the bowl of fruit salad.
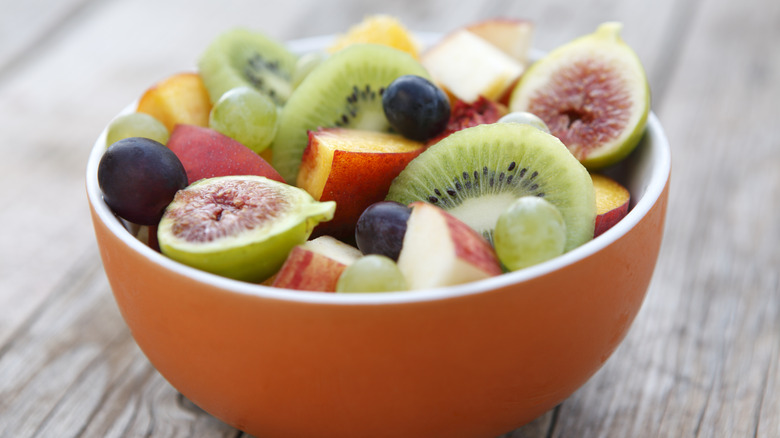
[86,16,670,438]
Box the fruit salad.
[96,15,649,293]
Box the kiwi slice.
[386,123,596,251]
[198,28,298,105]
[271,44,430,182]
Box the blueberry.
[382,75,450,142]
[355,201,412,261]
[98,137,188,225]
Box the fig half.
[157,175,335,283]
[509,22,650,169]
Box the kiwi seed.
[387,123,596,251]
[271,44,430,182]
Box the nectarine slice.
[297,128,424,240]
[592,173,630,236]
[167,124,283,185]
[137,72,212,132]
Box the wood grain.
[0,0,777,436]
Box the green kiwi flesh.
[198,28,298,105]
[271,44,430,183]
[386,123,596,251]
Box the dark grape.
[98,137,188,225]
[355,201,412,261]
[382,75,450,142]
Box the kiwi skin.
[271,44,430,183]
[387,123,596,252]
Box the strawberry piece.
[426,96,506,145]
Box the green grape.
[209,86,277,153]
[494,196,566,271]
[497,111,551,134]
[106,112,169,147]
[336,255,407,293]
[291,51,328,89]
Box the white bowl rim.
[86,33,671,306]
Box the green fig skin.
[510,22,651,170]
[158,176,335,283]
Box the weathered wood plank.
[547,0,780,436]
[0,0,325,356]
[0,246,241,437]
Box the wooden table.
[1,0,778,436]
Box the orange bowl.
[86,36,670,438]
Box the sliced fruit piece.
[387,123,596,251]
[328,15,420,59]
[297,128,424,241]
[426,96,506,145]
[494,196,567,271]
[465,18,535,64]
[271,235,362,292]
[397,202,502,290]
[198,28,298,106]
[167,124,284,185]
[509,22,650,169]
[272,44,429,182]
[137,72,212,132]
[591,173,630,236]
[336,254,407,293]
[421,29,524,103]
[157,175,335,283]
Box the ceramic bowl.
[86,34,670,438]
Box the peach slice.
[137,72,212,132]
[328,15,420,59]
[592,173,631,236]
[271,236,362,292]
[397,202,502,289]
[296,128,425,240]
[167,124,283,185]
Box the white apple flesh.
[422,29,524,103]
[466,18,535,65]
[271,235,362,292]
[397,202,502,289]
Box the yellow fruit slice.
[328,15,420,59]
[137,72,212,132]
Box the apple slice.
[167,124,284,185]
[397,202,502,289]
[137,72,212,132]
[297,128,425,241]
[421,29,524,103]
[465,18,535,65]
[592,173,630,236]
[271,236,362,292]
